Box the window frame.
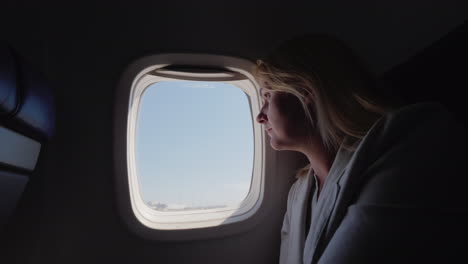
[114,54,275,240]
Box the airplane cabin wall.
[382,21,468,127]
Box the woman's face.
[256,85,311,151]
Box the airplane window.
[117,54,265,234]
[135,81,254,211]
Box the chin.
[269,138,291,151]
[270,144,281,151]
[269,134,304,151]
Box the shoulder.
[353,101,468,207]
[320,102,468,263]
[385,101,460,127]
[368,101,461,142]
[356,101,465,160]
[387,101,450,119]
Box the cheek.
[275,94,307,123]
[273,94,312,140]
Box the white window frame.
[114,54,272,240]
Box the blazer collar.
[304,137,358,263]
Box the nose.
[256,106,267,124]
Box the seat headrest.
[0,45,17,116]
[0,44,55,141]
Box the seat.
[0,43,55,229]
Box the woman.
[254,34,468,264]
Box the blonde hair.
[253,34,401,177]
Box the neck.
[300,140,336,191]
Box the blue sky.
[135,81,254,207]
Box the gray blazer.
[280,102,468,264]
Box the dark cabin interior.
[1,2,467,264]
